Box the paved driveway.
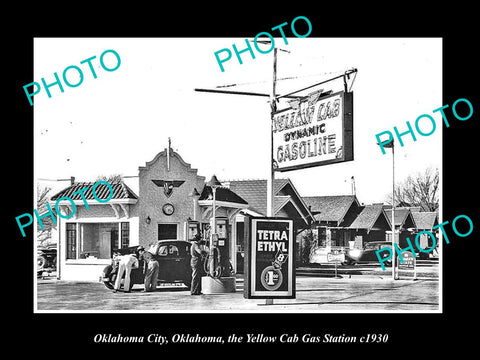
[36,275,439,312]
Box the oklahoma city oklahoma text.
[93,333,380,345]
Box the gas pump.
[187,219,200,241]
[204,217,231,278]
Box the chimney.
[70,176,75,185]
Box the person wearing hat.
[113,251,139,293]
[190,233,207,295]
[137,246,159,292]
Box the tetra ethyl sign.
[244,217,295,299]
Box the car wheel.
[102,265,115,289]
[37,255,47,271]
[103,280,115,290]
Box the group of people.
[111,245,159,293]
[111,234,208,295]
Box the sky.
[34,37,442,205]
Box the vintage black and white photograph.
[31,37,443,313]
[9,6,480,353]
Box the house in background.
[384,206,417,248]
[411,211,438,233]
[348,204,392,249]
[409,210,439,257]
[303,195,361,248]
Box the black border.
[9,5,479,354]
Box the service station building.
[50,148,314,281]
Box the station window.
[66,223,77,259]
[121,222,129,248]
[78,223,118,259]
[66,222,130,260]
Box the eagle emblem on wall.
[151,180,185,198]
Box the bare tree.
[37,184,54,243]
[387,167,439,211]
[95,173,124,183]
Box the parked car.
[37,243,57,274]
[345,241,393,266]
[101,240,193,290]
[310,247,347,265]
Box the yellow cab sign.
[272,90,354,172]
[244,217,295,299]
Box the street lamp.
[207,175,222,277]
[379,139,397,280]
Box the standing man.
[113,252,139,293]
[138,246,159,292]
[190,233,207,295]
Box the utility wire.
[278,68,357,99]
[214,69,351,90]
[37,178,72,182]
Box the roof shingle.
[349,204,390,230]
[411,212,438,230]
[384,207,416,228]
[303,195,359,223]
[198,185,248,205]
[227,179,296,216]
[50,181,138,201]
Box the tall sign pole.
[392,141,396,280]
[267,47,277,219]
[265,47,278,306]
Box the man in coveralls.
[138,246,159,292]
[190,233,207,295]
[113,252,139,293]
